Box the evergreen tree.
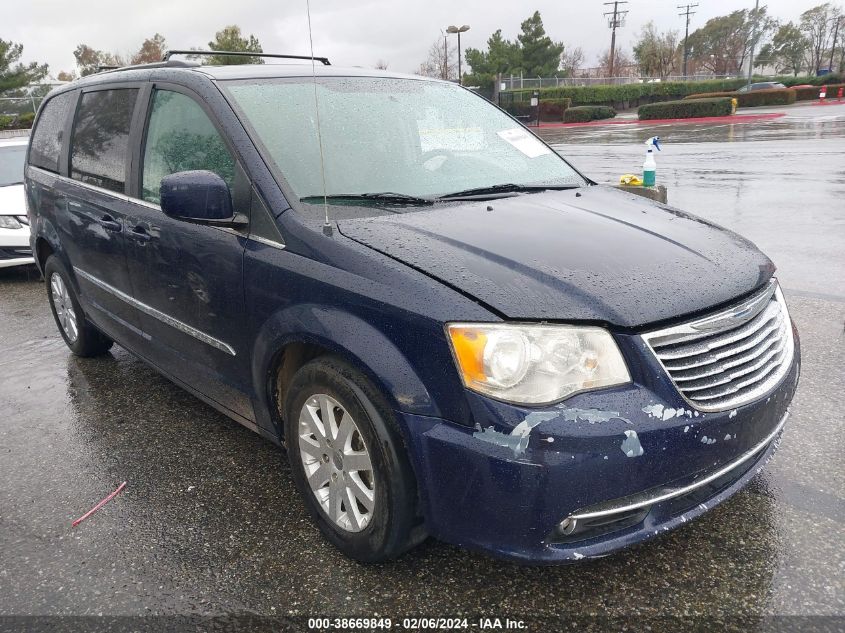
[205,26,264,65]
[0,39,48,92]
[517,11,564,76]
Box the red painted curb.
[537,112,786,129]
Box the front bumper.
[0,224,34,268]
[401,326,800,564]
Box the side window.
[29,91,75,173]
[142,90,235,204]
[70,89,138,193]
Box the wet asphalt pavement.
[540,103,845,300]
[1,104,844,631]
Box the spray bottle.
[642,136,661,187]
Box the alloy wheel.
[50,273,78,343]
[298,393,375,532]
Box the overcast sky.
[11,0,831,78]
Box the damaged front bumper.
[401,331,800,564]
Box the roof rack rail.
[91,59,199,75]
[163,50,331,65]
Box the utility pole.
[830,14,842,73]
[746,0,760,89]
[603,1,629,80]
[678,3,698,78]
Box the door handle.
[99,215,122,232]
[129,224,152,243]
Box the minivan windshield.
[0,144,27,187]
[223,77,587,202]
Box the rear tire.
[45,256,113,357]
[284,356,420,562]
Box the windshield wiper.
[300,192,433,205]
[438,183,581,200]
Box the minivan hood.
[337,186,774,328]
[0,184,25,216]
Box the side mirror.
[160,170,243,226]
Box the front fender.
[251,303,439,438]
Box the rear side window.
[70,89,138,193]
[141,90,235,204]
[29,91,75,173]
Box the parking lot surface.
[1,104,843,631]
[541,103,845,299]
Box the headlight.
[0,216,22,230]
[446,323,630,405]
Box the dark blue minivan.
[25,53,799,563]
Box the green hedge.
[508,79,750,108]
[505,97,572,121]
[563,105,616,123]
[504,74,843,108]
[539,97,571,121]
[0,112,34,130]
[739,88,796,106]
[779,73,843,86]
[794,83,844,100]
[684,88,796,107]
[682,91,736,99]
[638,97,733,120]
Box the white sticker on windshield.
[497,128,552,158]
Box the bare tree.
[131,34,167,65]
[633,22,681,78]
[374,59,389,70]
[598,48,636,77]
[687,8,774,75]
[800,3,839,73]
[73,44,126,76]
[417,37,457,80]
[560,46,584,77]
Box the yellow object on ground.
[619,174,643,186]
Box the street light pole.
[746,0,760,89]
[446,25,470,85]
[443,33,448,80]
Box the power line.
[678,3,698,78]
[603,1,629,79]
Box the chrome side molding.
[73,267,237,356]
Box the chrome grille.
[642,280,794,412]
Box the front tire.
[44,256,113,357]
[284,356,420,562]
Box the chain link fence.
[499,73,741,91]
[0,96,44,131]
[1,84,66,131]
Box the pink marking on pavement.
[538,112,786,129]
[72,481,127,527]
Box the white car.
[0,136,34,268]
